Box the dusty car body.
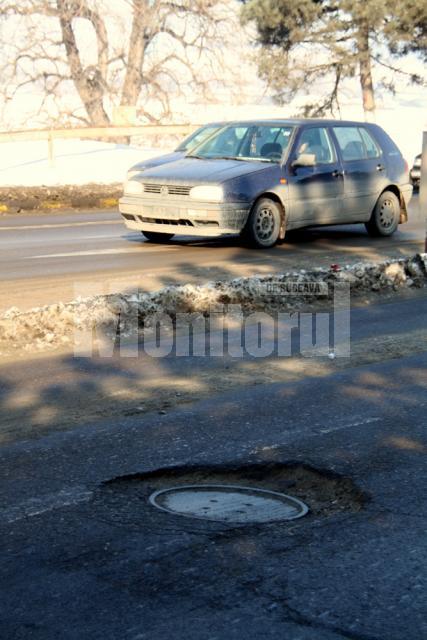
[119,119,412,248]
[125,122,226,179]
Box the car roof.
[213,118,374,127]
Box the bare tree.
[0,0,240,127]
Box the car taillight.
[403,159,409,173]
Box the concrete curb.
[0,183,122,213]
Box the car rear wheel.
[365,191,400,237]
[242,198,282,248]
[142,231,175,243]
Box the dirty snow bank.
[1,254,426,355]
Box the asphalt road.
[0,197,426,639]
[0,193,423,311]
[0,344,426,639]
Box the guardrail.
[0,124,201,166]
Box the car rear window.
[368,124,402,157]
[358,128,381,158]
[333,127,367,161]
[333,126,382,161]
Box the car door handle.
[331,170,343,178]
[376,164,385,172]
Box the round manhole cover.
[149,484,309,524]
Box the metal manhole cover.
[149,484,309,524]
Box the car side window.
[296,127,336,164]
[242,126,291,160]
[333,127,367,161]
[358,127,381,158]
[251,127,280,155]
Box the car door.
[331,126,387,221]
[286,125,344,226]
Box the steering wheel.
[265,150,282,161]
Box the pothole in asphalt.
[149,484,309,524]
[95,462,368,530]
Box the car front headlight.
[189,185,223,203]
[126,168,144,181]
[124,180,143,195]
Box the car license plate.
[143,206,178,219]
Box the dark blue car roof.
[219,118,375,127]
[217,119,399,154]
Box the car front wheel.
[142,231,175,243]
[365,191,400,237]
[242,198,282,248]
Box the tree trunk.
[357,25,376,121]
[57,2,110,126]
[120,0,147,108]
[83,90,111,127]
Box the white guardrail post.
[421,131,427,253]
[48,129,54,167]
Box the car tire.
[141,231,175,243]
[365,191,400,237]
[242,198,282,249]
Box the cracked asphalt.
[1,335,426,639]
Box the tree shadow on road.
[0,317,426,451]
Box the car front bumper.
[119,195,251,236]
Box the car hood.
[131,151,184,171]
[139,157,272,184]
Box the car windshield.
[186,124,294,162]
[175,125,223,152]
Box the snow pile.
[0,139,165,187]
[1,254,426,355]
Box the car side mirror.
[291,153,316,168]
